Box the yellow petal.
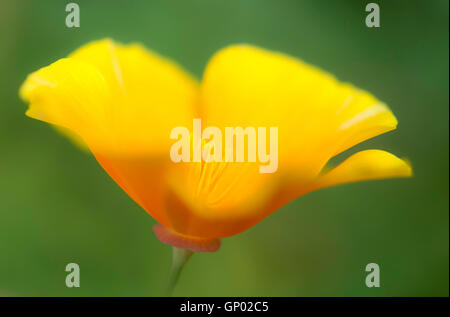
[20,58,113,146]
[20,39,199,155]
[201,45,398,179]
[70,39,199,118]
[19,40,202,238]
[311,149,412,190]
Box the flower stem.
[166,246,193,296]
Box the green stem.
[166,247,193,296]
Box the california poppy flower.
[20,39,412,255]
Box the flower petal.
[19,40,201,238]
[201,45,398,179]
[311,150,412,190]
[20,39,199,155]
[20,58,113,146]
[165,160,277,237]
[70,39,199,119]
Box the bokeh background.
[0,0,448,296]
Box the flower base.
[153,224,221,252]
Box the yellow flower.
[20,39,412,252]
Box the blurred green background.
[0,0,448,296]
